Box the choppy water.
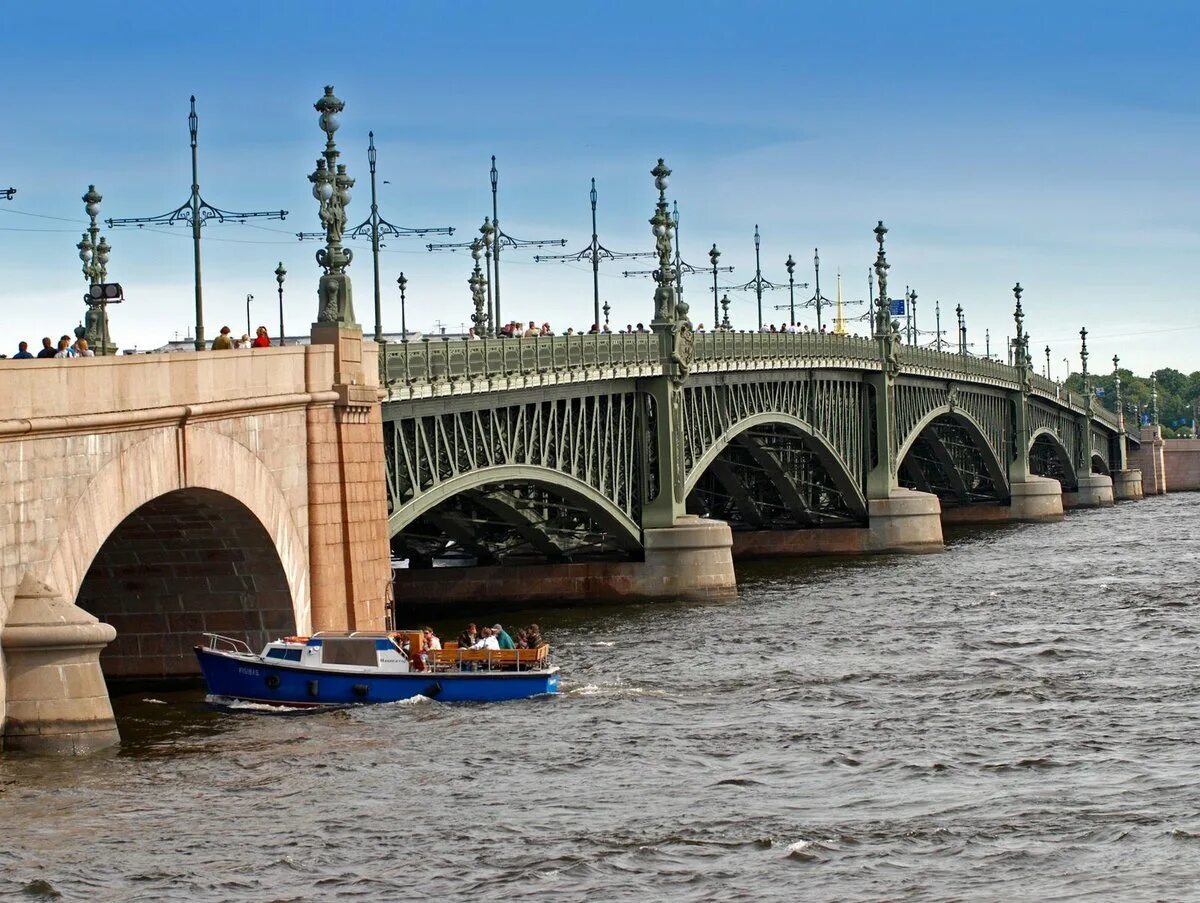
[3,495,1199,902]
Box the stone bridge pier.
[0,323,391,754]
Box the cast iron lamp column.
[275,263,286,345]
[786,254,796,325]
[397,273,409,342]
[708,244,721,327]
[310,86,357,326]
[106,97,288,351]
[76,185,114,355]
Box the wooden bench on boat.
[433,642,550,671]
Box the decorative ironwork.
[534,178,654,331]
[107,96,287,350]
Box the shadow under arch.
[895,405,1009,494]
[388,464,644,554]
[75,487,295,679]
[1029,428,1079,489]
[684,411,866,518]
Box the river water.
[2,494,1198,902]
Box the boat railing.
[202,632,254,655]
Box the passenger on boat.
[458,623,477,647]
[514,629,528,649]
[493,623,515,650]
[525,624,543,648]
[423,627,442,651]
[468,628,500,651]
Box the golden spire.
[834,270,848,335]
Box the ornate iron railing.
[379,330,1122,431]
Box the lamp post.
[275,263,286,345]
[296,133,453,340]
[107,96,287,351]
[1045,345,1051,379]
[397,272,409,342]
[786,254,796,325]
[1012,282,1027,368]
[1079,327,1090,401]
[310,86,357,326]
[245,294,253,339]
[1113,354,1125,430]
[720,293,731,330]
[1151,373,1159,426]
[907,288,918,345]
[534,178,652,330]
[709,244,721,327]
[469,240,489,335]
[872,221,890,338]
[803,248,845,329]
[77,184,115,355]
[1062,357,1070,384]
[602,299,611,330]
[480,218,495,334]
[428,156,565,333]
[955,304,964,354]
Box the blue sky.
[1,1,1196,375]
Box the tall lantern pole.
[310,86,357,326]
[275,262,287,345]
[786,254,796,325]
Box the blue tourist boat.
[194,631,559,706]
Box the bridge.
[0,101,1148,755]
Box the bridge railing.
[381,332,663,391]
[690,331,881,367]
[902,344,1020,385]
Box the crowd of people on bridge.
[5,335,96,360]
[210,325,273,350]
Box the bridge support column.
[1063,473,1114,509]
[641,515,736,599]
[866,489,944,553]
[307,324,393,633]
[1009,477,1065,521]
[1,575,118,755]
[1112,469,1144,501]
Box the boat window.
[321,638,380,667]
[266,648,302,662]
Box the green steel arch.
[387,464,644,552]
[683,411,867,518]
[895,405,1010,494]
[1028,427,1079,486]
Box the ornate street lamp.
[1045,345,1051,379]
[1079,326,1090,396]
[1113,354,1124,429]
[469,240,489,335]
[602,299,611,330]
[1012,282,1028,368]
[873,221,890,338]
[955,304,964,354]
[480,218,495,334]
[906,288,919,345]
[649,158,680,326]
[396,272,409,342]
[275,262,287,345]
[310,86,357,325]
[1151,373,1159,426]
[77,185,117,355]
[786,254,796,325]
[720,293,732,330]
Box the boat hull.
[194,646,559,706]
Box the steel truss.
[898,415,1005,508]
[384,389,644,558]
[687,424,863,528]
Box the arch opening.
[1030,432,1077,491]
[1091,454,1110,476]
[898,413,1007,508]
[392,479,642,568]
[686,423,865,530]
[75,488,295,680]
